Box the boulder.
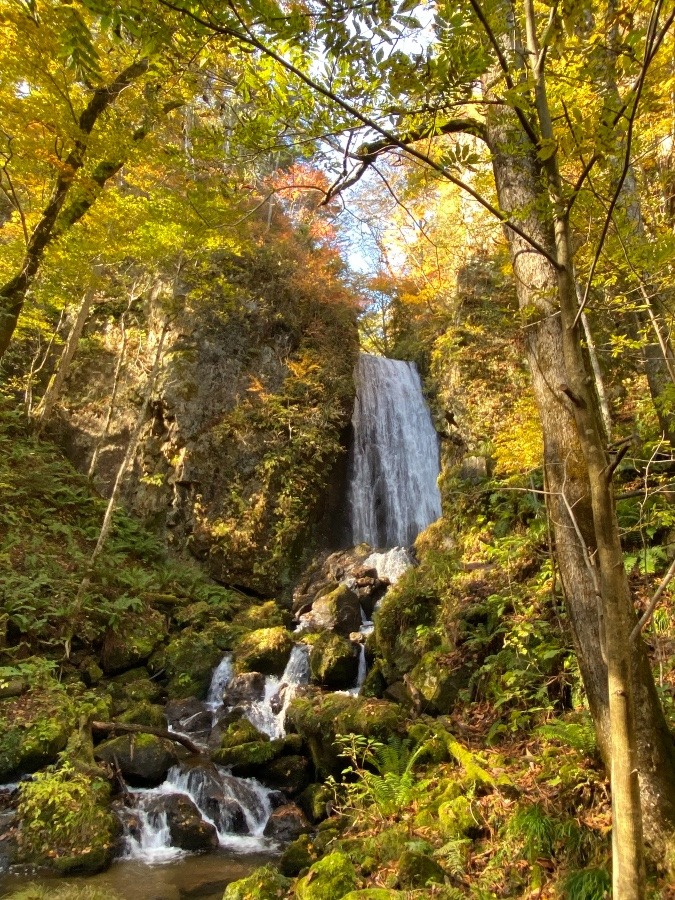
[279,833,314,877]
[297,782,332,824]
[287,689,407,777]
[171,760,248,834]
[396,850,446,889]
[223,672,266,705]
[116,702,166,729]
[105,668,165,712]
[295,851,357,900]
[309,633,359,689]
[94,733,179,786]
[306,583,362,636]
[263,803,311,842]
[149,626,226,699]
[263,755,312,796]
[223,864,292,900]
[408,651,472,714]
[234,627,294,676]
[165,697,211,735]
[0,684,75,781]
[100,609,167,675]
[144,794,218,852]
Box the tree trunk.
[34,287,96,428]
[483,64,675,864]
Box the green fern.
[561,866,610,900]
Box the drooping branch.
[91,721,203,755]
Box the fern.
[561,866,611,900]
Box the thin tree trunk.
[0,59,148,362]
[88,300,133,477]
[482,5,675,876]
[68,322,168,646]
[34,287,96,428]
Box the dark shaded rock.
[279,833,314,877]
[396,850,446,888]
[94,733,178,786]
[263,803,310,842]
[297,782,332,824]
[100,609,167,675]
[360,660,387,699]
[309,633,359,689]
[223,672,266,705]
[0,679,26,699]
[234,627,294,676]
[145,794,219,852]
[263,754,312,796]
[165,696,211,735]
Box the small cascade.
[122,805,183,864]
[348,353,442,548]
[241,645,311,740]
[206,654,234,709]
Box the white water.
[349,353,441,548]
[206,654,234,709]
[242,645,311,739]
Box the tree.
[128,0,675,891]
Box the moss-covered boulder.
[308,583,362,636]
[373,575,440,675]
[150,627,225,699]
[211,739,281,771]
[309,633,359,689]
[0,683,76,781]
[105,667,165,712]
[396,850,446,889]
[100,609,167,675]
[115,701,166,729]
[221,718,269,748]
[222,863,292,900]
[234,627,294,676]
[295,851,357,900]
[94,733,178,786]
[297,782,333,824]
[280,833,315,877]
[407,650,472,714]
[438,795,481,839]
[16,765,118,875]
[287,690,407,776]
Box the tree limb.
[92,721,203,755]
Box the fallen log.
[91,721,203,755]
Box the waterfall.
[348,353,442,548]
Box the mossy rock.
[94,733,178,786]
[115,701,166,729]
[212,739,283,771]
[234,627,294,676]
[279,833,314,877]
[359,660,387,699]
[297,782,333,824]
[438,795,481,839]
[16,766,118,875]
[407,650,471,715]
[396,850,446,889]
[343,892,403,900]
[222,863,292,900]
[309,633,359,689]
[373,576,439,675]
[287,689,407,776]
[220,718,269,749]
[232,601,293,632]
[100,609,167,675]
[149,626,225,699]
[263,755,312,796]
[0,683,76,780]
[308,583,362,636]
[295,851,357,900]
[105,668,165,710]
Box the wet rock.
[305,583,362,636]
[263,803,310,842]
[396,850,446,889]
[223,672,266,705]
[100,609,167,675]
[172,760,248,834]
[145,794,219,852]
[295,851,357,900]
[165,696,211,735]
[234,627,294,676]
[94,733,179,786]
[309,633,359,689]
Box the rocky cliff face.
[53,245,359,595]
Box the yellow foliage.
[493,394,543,478]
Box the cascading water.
[348,353,442,548]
